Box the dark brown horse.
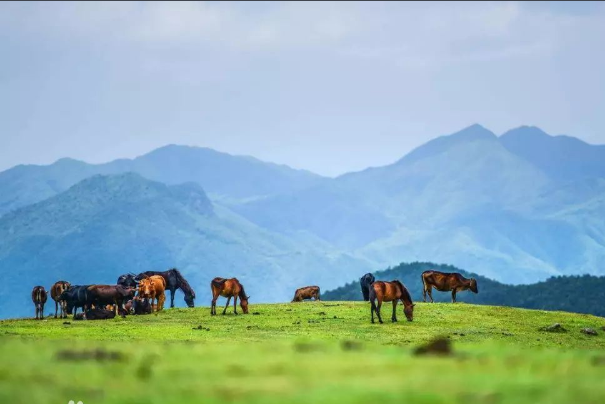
[292,286,320,302]
[50,281,71,319]
[31,286,48,320]
[421,270,478,303]
[369,280,414,324]
[87,285,136,316]
[210,277,249,315]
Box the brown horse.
[210,277,249,315]
[31,286,48,320]
[50,281,71,319]
[421,270,478,303]
[292,286,320,302]
[369,280,415,324]
[137,275,166,312]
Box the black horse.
[360,273,375,301]
[135,268,196,308]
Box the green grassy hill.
[1,302,605,404]
[323,262,605,317]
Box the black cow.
[360,273,375,301]
[132,297,152,315]
[117,273,138,288]
[84,307,117,320]
[59,285,93,319]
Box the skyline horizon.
[3,122,602,178]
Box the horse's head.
[184,293,195,308]
[403,303,415,322]
[469,278,478,293]
[240,296,250,314]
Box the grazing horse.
[210,277,249,315]
[292,286,321,302]
[369,280,415,324]
[137,275,166,312]
[136,268,196,308]
[50,281,71,319]
[360,273,375,301]
[421,270,478,303]
[31,286,48,320]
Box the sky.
[1,1,605,177]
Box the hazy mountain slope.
[0,173,367,319]
[0,145,325,217]
[323,261,605,317]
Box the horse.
[31,286,48,320]
[210,277,249,315]
[137,275,166,312]
[360,273,375,301]
[50,280,71,319]
[421,270,478,303]
[136,268,196,308]
[292,286,320,302]
[369,280,415,324]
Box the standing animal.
[369,280,415,324]
[210,277,249,315]
[50,281,71,319]
[360,273,375,301]
[59,285,93,319]
[291,286,321,302]
[117,273,138,288]
[31,286,48,320]
[137,275,166,312]
[86,285,136,316]
[421,270,478,303]
[135,268,196,308]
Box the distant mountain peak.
[448,123,497,141]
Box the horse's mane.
[238,282,248,301]
[170,268,195,297]
[393,280,413,304]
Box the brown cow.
[137,275,166,312]
[291,286,321,302]
[421,270,478,303]
[50,281,71,319]
[31,286,48,320]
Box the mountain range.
[1,124,604,318]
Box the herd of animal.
[30,268,478,323]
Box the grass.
[1,302,605,404]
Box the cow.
[360,273,375,301]
[84,307,117,320]
[59,285,93,319]
[31,286,48,320]
[50,281,71,319]
[87,285,136,316]
[137,275,166,312]
[117,273,138,288]
[421,270,478,303]
[291,286,321,302]
[131,296,152,315]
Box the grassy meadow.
[1,301,605,404]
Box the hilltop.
[1,303,604,404]
[323,262,605,317]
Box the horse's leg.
[452,289,457,303]
[233,296,238,315]
[41,303,44,319]
[422,284,427,302]
[391,300,398,322]
[370,299,375,323]
[222,296,231,315]
[376,299,383,324]
[54,300,58,319]
[428,286,434,303]
[170,288,175,308]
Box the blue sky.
[1,1,604,176]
